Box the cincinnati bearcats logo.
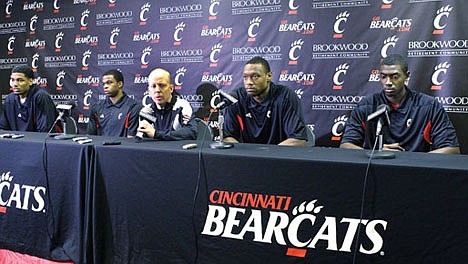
[141,47,152,68]
[7,36,15,54]
[381,0,393,9]
[56,71,66,89]
[210,43,222,66]
[174,67,186,87]
[331,115,348,140]
[82,50,91,70]
[140,3,150,25]
[433,5,453,35]
[142,90,152,107]
[30,15,38,33]
[53,0,60,11]
[32,53,40,70]
[333,63,350,89]
[5,0,13,17]
[81,9,90,29]
[288,0,299,14]
[55,32,64,51]
[83,89,93,108]
[431,62,450,90]
[333,11,349,38]
[209,0,220,18]
[248,17,262,41]
[173,22,185,45]
[110,27,120,47]
[289,39,304,64]
[380,35,399,58]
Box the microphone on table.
[214,90,238,110]
[136,106,157,140]
[210,89,238,149]
[48,100,77,138]
[367,104,391,136]
[366,104,394,159]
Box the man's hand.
[382,143,405,151]
[137,119,155,138]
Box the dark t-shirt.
[223,82,306,144]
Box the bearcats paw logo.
[1,171,13,182]
[292,199,323,216]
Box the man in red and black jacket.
[87,69,141,137]
[340,54,459,154]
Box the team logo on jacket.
[202,190,387,258]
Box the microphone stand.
[53,110,76,140]
[210,106,234,149]
[367,117,395,159]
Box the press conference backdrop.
[0,0,467,153]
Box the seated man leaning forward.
[340,54,459,154]
[223,56,307,146]
[137,68,197,140]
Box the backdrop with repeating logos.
[0,0,467,153]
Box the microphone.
[136,106,157,139]
[367,104,391,122]
[365,104,396,159]
[56,100,77,111]
[48,100,78,137]
[215,90,238,110]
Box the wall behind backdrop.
[0,0,467,153]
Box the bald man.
[137,68,197,140]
